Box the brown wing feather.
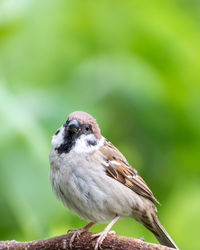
[100,139,159,204]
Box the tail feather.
[151,215,178,249]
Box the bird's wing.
[100,139,159,204]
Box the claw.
[67,222,95,249]
[69,229,84,248]
[92,216,120,250]
[108,230,116,235]
[93,230,116,250]
[91,230,116,239]
[94,231,108,250]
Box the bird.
[49,111,178,249]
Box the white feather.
[51,126,65,147]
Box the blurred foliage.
[0,0,200,249]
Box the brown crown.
[68,111,101,140]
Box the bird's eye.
[67,120,80,133]
[84,125,91,133]
[85,125,90,131]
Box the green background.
[0,0,200,249]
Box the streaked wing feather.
[100,139,159,204]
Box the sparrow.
[49,111,178,249]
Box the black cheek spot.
[87,140,97,146]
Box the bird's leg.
[92,215,120,250]
[68,221,95,249]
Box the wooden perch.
[0,232,174,250]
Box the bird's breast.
[49,147,143,222]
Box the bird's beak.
[67,120,80,133]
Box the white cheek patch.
[73,134,98,153]
[73,135,105,154]
[51,125,65,147]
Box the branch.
[0,232,174,250]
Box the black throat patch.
[55,122,96,154]
[55,131,77,154]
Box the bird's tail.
[144,213,178,249]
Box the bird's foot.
[91,215,120,250]
[92,231,108,250]
[91,230,116,250]
[67,222,95,249]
